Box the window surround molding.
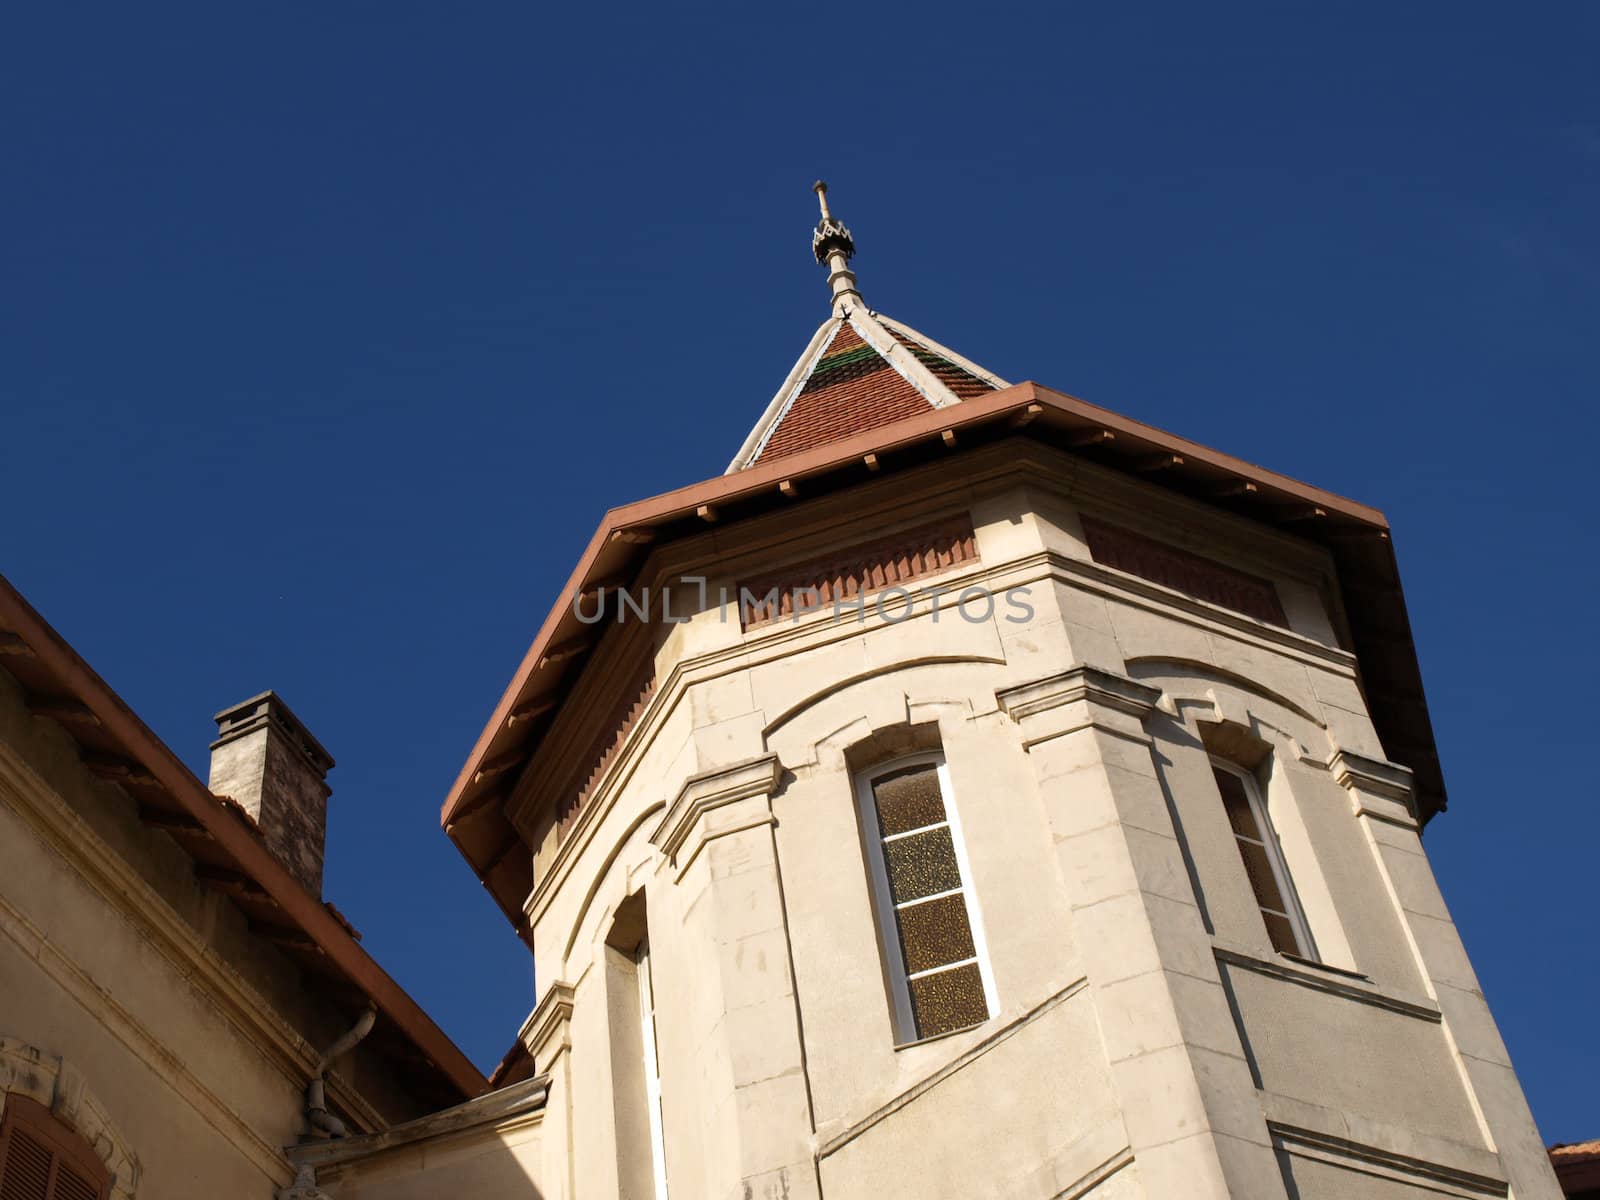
[1173,692,1359,973]
[0,1038,138,1198]
[995,664,1162,751]
[648,754,784,882]
[854,750,999,1046]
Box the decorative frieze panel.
[557,666,657,840]
[1081,516,1288,628]
[738,513,978,629]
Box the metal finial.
[811,183,856,266]
[813,180,833,220]
[810,180,861,313]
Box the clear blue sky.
[4,4,1594,1142]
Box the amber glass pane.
[1235,840,1288,915]
[908,962,988,1037]
[1213,767,1258,838]
[896,892,976,974]
[1262,911,1299,955]
[883,826,961,904]
[872,765,946,837]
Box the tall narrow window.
[635,938,668,1200]
[606,893,667,1199]
[0,1094,111,1200]
[1211,760,1315,958]
[856,753,997,1043]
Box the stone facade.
[2,435,1563,1199]
[322,441,1559,1198]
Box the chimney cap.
[210,689,335,774]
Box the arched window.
[0,1094,111,1200]
[856,751,997,1044]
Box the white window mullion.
[937,758,1000,1019]
[893,885,966,912]
[636,938,669,1200]
[905,955,981,982]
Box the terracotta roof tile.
[1552,1139,1600,1164]
[886,327,996,399]
[752,320,998,466]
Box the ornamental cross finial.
[810,180,861,314]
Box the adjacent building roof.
[1551,1139,1600,1195]
[0,574,487,1107]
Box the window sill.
[892,1018,987,1052]
[1213,941,1441,1023]
[1278,951,1369,982]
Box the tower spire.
[812,181,862,316]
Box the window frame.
[854,750,999,1046]
[634,937,669,1200]
[1210,757,1317,961]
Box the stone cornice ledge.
[1264,1099,1506,1198]
[996,666,1162,724]
[1329,747,1418,827]
[649,753,783,868]
[520,980,576,1069]
[287,1075,550,1172]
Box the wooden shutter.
[0,1096,110,1200]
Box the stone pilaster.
[521,982,577,1200]
[1335,749,1562,1199]
[997,666,1286,1200]
[650,755,819,1200]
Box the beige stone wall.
[0,675,405,1197]
[494,442,1557,1199]
[307,1115,547,1199]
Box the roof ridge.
[725,316,842,472]
[875,314,1011,390]
[842,308,963,411]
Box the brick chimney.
[208,691,334,895]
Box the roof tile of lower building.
[1552,1139,1600,1164]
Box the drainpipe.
[304,1007,375,1139]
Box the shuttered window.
[857,754,998,1044]
[0,1096,110,1200]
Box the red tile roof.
[885,326,995,399]
[1552,1139,1600,1166]
[752,320,998,465]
